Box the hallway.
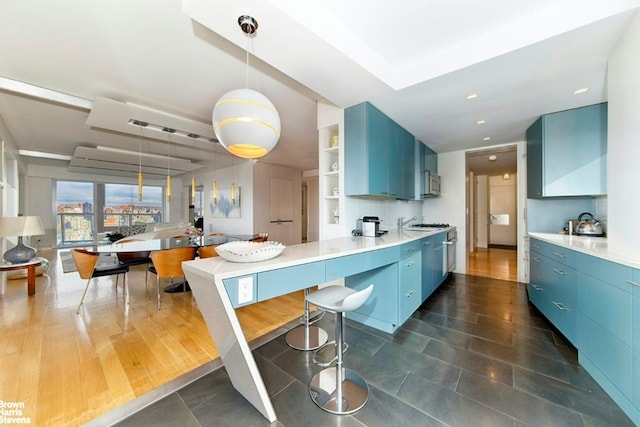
[467,247,518,282]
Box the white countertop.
[182,228,451,280]
[528,232,640,269]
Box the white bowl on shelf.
[215,241,285,263]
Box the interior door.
[269,177,294,244]
[489,175,517,246]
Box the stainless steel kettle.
[574,212,604,236]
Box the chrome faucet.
[397,216,417,229]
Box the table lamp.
[0,216,45,264]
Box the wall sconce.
[502,173,511,180]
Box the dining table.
[94,234,260,254]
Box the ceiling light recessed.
[476,120,486,125]
[466,93,478,100]
[488,155,497,161]
[483,137,491,141]
[574,87,589,95]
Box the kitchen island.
[182,228,451,422]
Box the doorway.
[466,146,518,282]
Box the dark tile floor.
[115,274,634,426]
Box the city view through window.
[56,181,163,246]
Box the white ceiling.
[0,0,638,178]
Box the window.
[55,181,163,247]
[56,181,94,246]
[104,183,163,229]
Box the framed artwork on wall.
[210,187,241,218]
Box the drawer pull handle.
[405,262,415,267]
[552,252,566,259]
[406,247,416,252]
[423,241,432,246]
[532,244,540,249]
[406,291,415,298]
[553,301,568,311]
[532,257,541,263]
[531,284,543,291]
[626,280,640,287]
[552,268,567,276]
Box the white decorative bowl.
[215,241,285,263]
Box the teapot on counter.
[574,212,605,237]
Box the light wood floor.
[467,246,518,282]
[0,249,305,426]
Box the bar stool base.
[285,326,328,351]
[309,367,369,414]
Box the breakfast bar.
[181,229,449,422]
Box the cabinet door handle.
[553,301,568,311]
[531,284,543,291]
[552,252,566,259]
[552,268,567,276]
[406,291,415,298]
[405,261,415,268]
[626,280,640,287]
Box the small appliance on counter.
[573,212,605,237]
[362,216,385,237]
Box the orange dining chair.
[198,244,220,259]
[252,232,269,243]
[116,239,152,294]
[72,248,130,314]
[149,246,196,309]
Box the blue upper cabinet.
[345,102,415,200]
[527,103,607,198]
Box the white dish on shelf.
[215,241,285,263]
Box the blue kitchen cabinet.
[345,240,422,333]
[346,263,399,333]
[526,103,607,198]
[423,143,437,174]
[421,236,435,300]
[629,269,640,408]
[344,102,415,200]
[529,238,640,423]
[398,125,415,200]
[527,238,577,345]
[399,251,422,322]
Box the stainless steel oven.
[445,229,457,272]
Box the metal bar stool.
[306,284,374,415]
[285,287,328,351]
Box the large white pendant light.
[212,15,281,159]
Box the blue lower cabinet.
[346,263,399,333]
[399,252,421,321]
[528,244,577,345]
[421,237,435,300]
[633,276,640,408]
[579,312,633,399]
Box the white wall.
[607,10,640,259]
[194,160,254,236]
[422,150,468,273]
